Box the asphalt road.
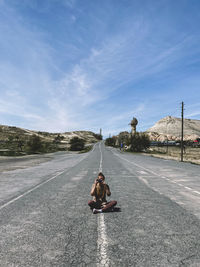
[0,143,200,266]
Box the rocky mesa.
[146,116,200,141]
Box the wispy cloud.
[0,0,200,136]
[62,0,76,9]
[185,102,200,118]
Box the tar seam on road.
[0,150,91,211]
[112,149,200,197]
[97,142,110,267]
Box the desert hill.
[0,124,100,146]
[146,116,200,141]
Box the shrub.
[53,134,65,144]
[105,137,116,147]
[118,131,130,147]
[129,132,150,152]
[27,135,43,152]
[7,136,14,143]
[69,137,85,151]
[93,133,103,140]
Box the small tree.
[69,137,85,151]
[118,131,130,147]
[17,140,24,151]
[93,133,103,140]
[15,135,24,151]
[105,137,116,147]
[129,132,150,152]
[27,135,43,153]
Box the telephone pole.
[181,102,184,162]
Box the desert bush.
[105,137,116,147]
[129,132,150,152]
[27,135,43,152]
[93,133,103,140]
[53,134,65,144]
[69,137,85,151]
[7,136,14,143]
[118,131,130,146]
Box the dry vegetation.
[147,146,200,165]
[0,125,100,156]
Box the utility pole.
[181,102,184,162]
[166,120,169,154]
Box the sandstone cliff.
[146,116,200,141]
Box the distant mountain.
[146,116,200,141]
[0,124,100,146]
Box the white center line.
[97,215,109,267]
[99,143,103,172]
[97,142,109,267]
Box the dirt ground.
[145,146,200,165]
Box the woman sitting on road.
[88,172,117,214]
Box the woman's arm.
[90,180,97,196]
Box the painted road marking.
[177,183,184,187]
[97,214,109,267]
[71,176,83,181]
[0,152,90,211]
[113,151,200,197]
[99,142,103,172]
[193,191,200,195]
[97,142,109,267]
[184,186,193,191]
[0,171,65,211]
[138,176,149,186]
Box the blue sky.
[0,0,200,137]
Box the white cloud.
[186,111,200,118]
[1,1,200,135]
[0,96,42,121]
